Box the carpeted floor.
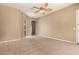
[0,36,79,55]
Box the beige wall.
[38,4,79,42]
[0,5,23,41]
[0,4,33,41]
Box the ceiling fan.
[32,3,52,14]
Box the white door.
[76,10,79,43]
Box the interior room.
[0,3,79,55]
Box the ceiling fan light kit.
[32,3,52,14]
[40,10,45,13]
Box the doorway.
[76,10,79,43]
[31,21,36,35]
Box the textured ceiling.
[1,3,74,18]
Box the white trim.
[40,35,76,44]
[0,39,21,44]
[0,36,38,44]
[0,36,76,44]
[76,10,79,44]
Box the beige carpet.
[0,36,79,55]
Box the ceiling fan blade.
[33,7,40,9]
[45,3,48,7]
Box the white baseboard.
[0,39,21,44]
[0,36,76,44]
[39,35,76,44]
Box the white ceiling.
[1,3,74,18]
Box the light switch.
[73,27,76,30]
